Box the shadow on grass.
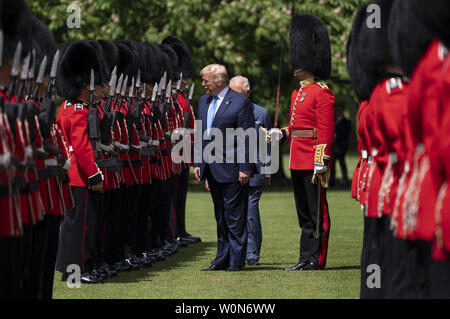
[243,264,361,272]
[105,241,216,284]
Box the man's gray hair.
[230,75,251,95]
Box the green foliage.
[29,0,366,124]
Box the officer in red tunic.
[270,14,335,271]
[55,41,105,284]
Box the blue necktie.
[207,96,219,130]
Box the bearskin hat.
[145,43,164,83]
[347,5,378,102]
[97,40,119,76]
[289,13,331,80]
[86,40,109,85]
[160,43,179,81]
[409,0,450,48]
[2,0,32,60]
[30,15,55,76]
[114,40,138,79]
[388,1,434,78]
[161,36,192,78]
[55,41,105,100]
[358,0,396,81]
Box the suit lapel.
[212,89,233,128]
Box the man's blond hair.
[200,64,229,85]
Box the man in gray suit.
[230,76,272,266]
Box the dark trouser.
[56,186,100,274]
[103,188,121,264]
[360,216,392,299]
[291,169,330,267]
[246,186,263,261]
[165,176,176,241]
[430,258,450,298]
[330,154,348,187]
[172,168,190,237]
[149,179,167,248]
[206,167,248,267]
[39,214,62,299]
[132,183,152,255]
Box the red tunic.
[56,100,103,188]
[432,44,450,259]
[283,80,335,170]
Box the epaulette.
[317,82,329,89]
[438,42,448,61]
[71,100,89,111]
[385,77,403,94]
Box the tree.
[29,0,366,180]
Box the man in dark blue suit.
[230,76,272,266]
[194,64,254,272]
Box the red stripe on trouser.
[82,190,88,273]
[318,190,330,268]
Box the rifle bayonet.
[151,83,158,102]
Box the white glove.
[267,128,283,144]
[314,164,327,174]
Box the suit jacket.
[249,103,272,187]
[194,88,254,183]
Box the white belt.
[44,158,58,166]
[361,150,368,159]
[389,152,398,164]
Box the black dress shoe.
[247,259,259,266]
[284,261,307,271]
[201,264,228,271]
[80,272,103,284]
[225,265,243,272]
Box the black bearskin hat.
[145,43,164,83]
[114,40,138,79]
[86,40,109,84]
[358,0,396,81]
[409,0,450,48]
[388,1,434,78]
[160,43,179,81]
[161,36,192,78]
[347,5,378,102]
[55,41,105,100]
[97,40,119,76]
[2,0,32,60]
[30,15,55,76]
[289,13,331,80]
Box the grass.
[52,154,363,299]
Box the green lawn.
[53,154,363,299]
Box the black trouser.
[291,169,330,267]
[56,186,100,274]
[103,188,121,264]
[360,216,392,299]
[149,179,164,248]
[39,214,62,299]
[172,168,190,237]
[132,183,152,255]
[430,259,450,298]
